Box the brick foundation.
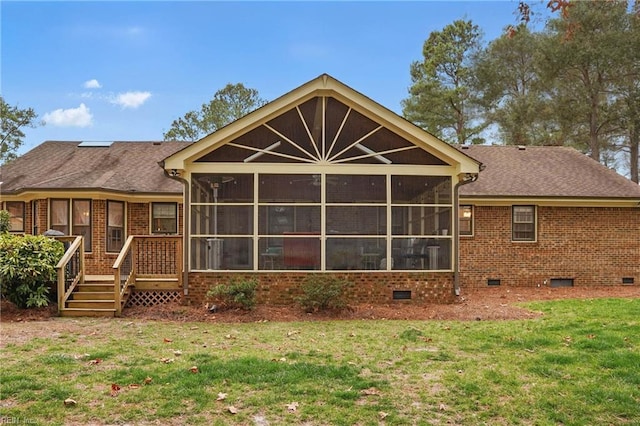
[186,272,455,306]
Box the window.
[512,206,536,241]
[72,200,92,252]
[152,203,178,234]
[50,199,70,234]
[107,201,125,252]
[459,205,473,236]
[5,202,25,232]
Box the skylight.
[78,141,114,147]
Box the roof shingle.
[459,145,640,199]
[0,141,189,195]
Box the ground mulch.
[2,285,638,324]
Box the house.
[458,145,640,288]
[1,75,638,315]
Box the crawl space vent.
[550,278,574,288]
[393,290,412,300]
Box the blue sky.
[2,1,536,156]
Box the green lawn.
[1,298,639,425]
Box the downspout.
[453,172,478,297]
[161,162,190,298]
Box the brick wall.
[460,206,640,287]
[187,272,455,306]
[84,200,114,274]
[128,202,149,235]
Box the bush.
[0,234,65,308]
[207,277,258,311]
[0,210,10,233]
[298,275,352,312]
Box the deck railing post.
[57,267,65,314]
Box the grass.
[1,298,639,425]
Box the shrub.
[0,234,65,308]
[298,275,352,312]
[0,210,10,233]
[207,277,258,311]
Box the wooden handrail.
[55,236,83,269]
[55,236,85,314]
[112,235,136,270]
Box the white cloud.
[111,91,152,109]
[83,79,102,89]
[43,103,93,127]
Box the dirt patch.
[2,285,638,325]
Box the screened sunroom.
[163,75,480,274]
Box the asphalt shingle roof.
[2,142,638,200]
[459,145,640,199]
[0,141,189,195]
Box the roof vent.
[78,141,113,148]
[461,145,470,150]
[517,145,526,151]
[152,142,162,146]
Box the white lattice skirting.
[126,291,182,307]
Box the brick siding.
[460,206,640,287]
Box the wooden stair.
[60,275,127,317]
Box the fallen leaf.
[110,383,121,397]
[160,358,175,364]
[361,387,380,396]
[228,406,238,414]
[143,377,153,385]
[190,326,199,330]
[216,392,227,401]
[174,350,183,356]
[88,358,102,365]
[286,401,299,412]
[439,403,447,411]
[287,330,300,337]
[587,334,596,339]
[74,353,90,360]
[190,366,199,373]
[379,411,389,419]
[163,338,173,343]
[63,398,77,406]
[128,384,141,389]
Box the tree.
[1,96,39,164]
[539,1,631,162]
[164,83,268,141]
[613,2,640,182]
[402,20,486,145]
[475,25,553,146]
